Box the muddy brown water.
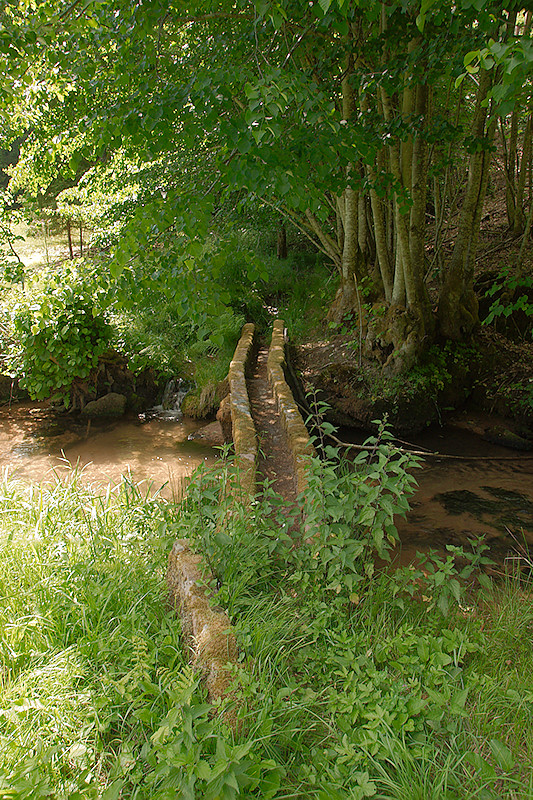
[390,419,533,566]
[1,403,532,567]
[339,412,533,567]
[0,402,216,498]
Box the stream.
[1,401,532,566]
[391,414,533,567]
[334,411,533,567]
[0,402,216,499]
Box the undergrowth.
[1,435,532,798]
[172,431,533,799]
[0,218,332,408]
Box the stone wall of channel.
[166,323,257,723]
[167,540,238,723]
[228,322,258,497]
[267,319,315,493]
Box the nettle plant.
[179,418,421,609]
[298,418,421,602]
[484,267,533,331]
[9,263,112,406]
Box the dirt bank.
[295,327,533,439]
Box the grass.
[1,457,533,799]
[262,252,335,343]
[204,225,336,343]
[174,456,533,799]
[0,471,190,797]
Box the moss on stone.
[267,319,315,493]
[167,540,239,726]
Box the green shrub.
[296,422,420,600]
[484,266,533,334]
[8,262,112,405]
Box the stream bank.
[290,330,533,566]
[295,327,533,440]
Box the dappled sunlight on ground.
[5,223,85,271]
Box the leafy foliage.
[484,266,533,333]
[7,262,112,404]
[170,443,533,798]
[392,540,493,617]
[0,475,285,799]
[299,421,420,599]
[3,0,531,364]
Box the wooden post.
[67,218,74,259]
[277,223,287,259]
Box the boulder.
[81,392,127,418]
[188,421,225,447]
[216,394,233,443]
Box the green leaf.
[437,593,449,616]
[244,82,259,100]
[407,696,427,716]
[109,259,125,279]
[196,760,212,780]
[450,687,469,712]
[237,136,251,154]
[449,579,461,602]
[489,739,514,772]
[318,789,345,800]
[101,781,124,800]
[464,50,479,66]
[465,752,497,780]
[478,573,492,589]
[258,764,283,800]
[210,332,225,349]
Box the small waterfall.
[144,378,191,421]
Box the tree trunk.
[276,223,287,259]
[328,54,366,321]
[438,70,495,340]
[503,111,518,228]
[67,218,74,259]
[513,102,533,237]
[407,82,433,334]
[380,79,433,336]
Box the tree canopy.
[1,1,532,376]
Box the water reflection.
[395,418,533,564]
